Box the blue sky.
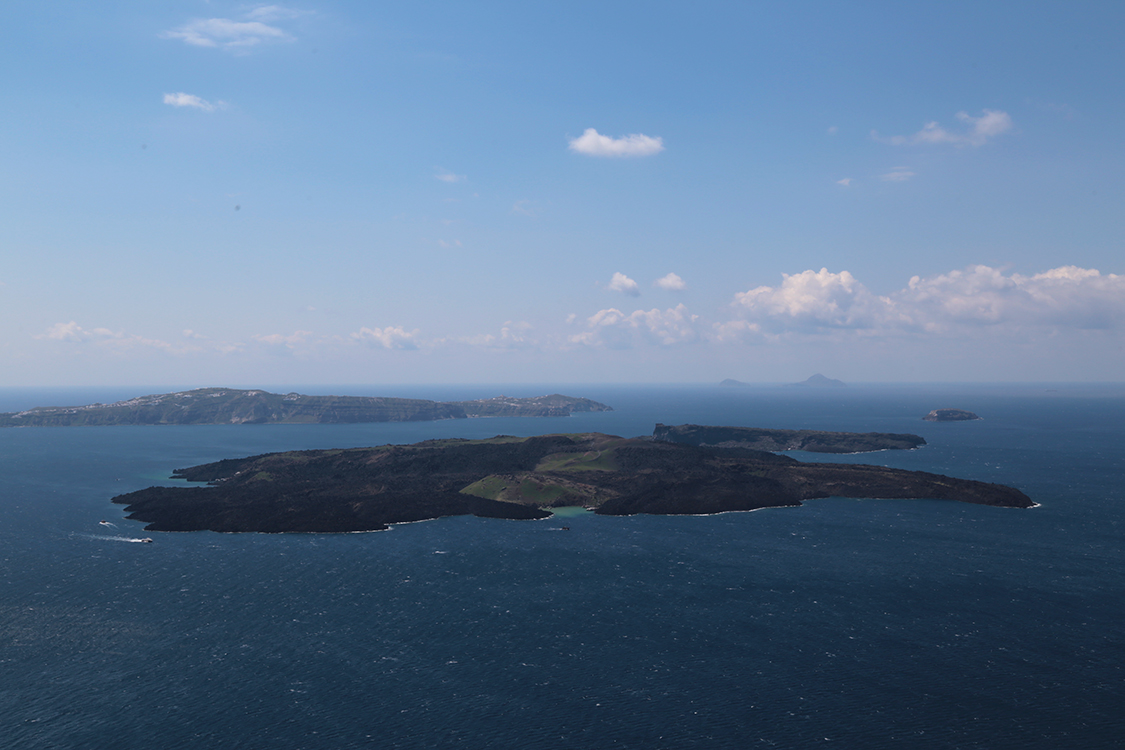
[3,1,1123,386]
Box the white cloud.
[711,319,761,341]
[351,326,419,350]
[435,172,465,183]
[569,304,700,348]
[568,128,665,158]
[955,110,1014,144]
[901,265,1125,330]
[607,272,640,296]
[880,168,914,182]
[36,322,181,352]
[461,321,535,350]
[873,109,1013,147]
[38,321,110,342]
[654,272,686,290]
[163,92,221,111]
[161,7,299,50]
[728,265,1125,336]
[733,268,895,331]
[827,126,838,135]
[836,177,852,187]
[253,330,313,349]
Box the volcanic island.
[113,424,1033,533]
[0,388,612,427]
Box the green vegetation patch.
[535,447,618,472]
[461,475,510,500]
[517,478,575,505]
[461,473,595,507]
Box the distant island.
[790,374,846,388]
[0,388,612,427]
[113,424,1032,533]
[654,423,925,453]
[923,409,981,422]
[718,378,749,387]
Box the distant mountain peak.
[792,374,846,388]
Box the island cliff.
[0,388,611,427]
[113,427,1033,533]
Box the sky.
[2,1,1123,386]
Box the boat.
[141,538,153,543]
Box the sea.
[1,383,1122,749]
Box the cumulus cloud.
[654,272,686,290]
[161,6,303,50]
[955,110,1014,144]
[163,92,221,111]
[351,325,419,350]
[728,265,1125,336]
[733,269,896,332]
[901,265,1125,330]
[568,128,665,158]
[836,178,852,187]
[873,110,1013,147]
[435,172,465,183]
[569,304,700,348]
[607,272,641,296]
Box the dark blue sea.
[2,383,1122,749]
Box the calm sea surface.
[1,383,1122,749]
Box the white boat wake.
[80,533,153,544]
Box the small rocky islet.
[923,409,982,422]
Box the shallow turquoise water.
[1,384,1122,748]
